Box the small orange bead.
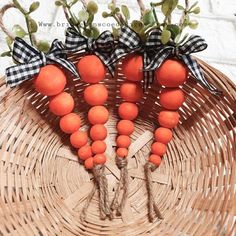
[158,110,180,129]
[154,127,173,144]
[88,106,109,125]
[49,92,74,116]
[60,113,81,134]
[118,102,139,120]
[116,148,128,158]
[151,142,167,156]
[90,124,107,141]
[70,131,88,148]
[116,135,131,148]
[91,140,107,154]
[93,154,107,165]
[84,157,94,169]
[117,120,135,135]
[78,145,92,161]
[149,154,162,167]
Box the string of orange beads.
[148,59,188,168]
[77,55,109,169]
[34,64,89,167]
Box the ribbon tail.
[5,60,41,87]
[181,55,222,95]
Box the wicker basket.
[0,56,235,235]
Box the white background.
[0,0,236,85]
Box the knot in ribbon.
[65,27,115,75]
[5,37,78,87]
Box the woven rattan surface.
[0,58,235,235]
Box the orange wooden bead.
[59,113,81,134]
[93,154,107,165]
[156,59,188,87]
[116,148,128,158]
[77,55,106,83]
[122,54,143,82]
[154,127,173,144]
[160,88,185,110]
[84,84,108,106]
[118,102,139,120]
[91,140,107,154]
[149,154,162,167]
[88,106,109,125]
[158,110,180,129]
[117,120,135,135]
[34,65,66,96]
[116,135,131,148]
[90,124,107,141]
[84,157,94,169]
[78,145,92,161]
[49,92,74,116]
[70,131,88,148]
[120,82,143,102]
[151,142,167,156]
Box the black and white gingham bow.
[144,31,221,95]
[65,27,115,75]
[5,37,78,87]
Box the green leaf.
[12,24,27,38]
[87,13,94,25]
[142,10,155,25]
[102,11,109,18]
[1,51,11,57]
[55,1,63,6]
[189,1,198,11]
[161,29,171,44]
[37,40,50,52]
[177,5,184,10]
[83,28,92,37]
[131,20,144,33]
[70,0,79,6]
[28,19,38,33]
[78,10,89,21]
[167,24,180,39]
[91,26,100,39]
[151,2,164,7]
[13,0,23,11]
[108,3,116,11]
[189,20,198,29]
[192,7,200,14]
[121,5,130,20]
[29,2,40,13]
[161,0,178,16]
[87,1,98,14]
[6,36,13,47]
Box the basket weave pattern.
[0,58,235,235]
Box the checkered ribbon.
[65,27,115,75]
[107,26,155,90]
[5,37,78,87]
[144,31,221,95]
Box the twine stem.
[145,162,163,222]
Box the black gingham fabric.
[5,37,78,87]
[144,33,221,95]
[107,26,156,90]
[65,27,115,75]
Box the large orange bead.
[49,92,74,116]
[151,142,167,156]
[84,84,108,106]
[116,135,131,148]
[118,102,138,120]
[34,65,66,96]
[91,140,107,154]
[120,82,143,102]
[159,88,185,110]
[156,59,188,87]
[158,111,180,129]
[122,54,143,82]
[88,106,109,125]
[116,148,128,158]
[84,157,94,169]
[59,113,81,134]
[93,154,107,165]
[77,55,106,83]
[149,154,162,167]
[78,145,92,161]
[117,120,135,135]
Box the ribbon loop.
[5,37,78,87]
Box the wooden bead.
[116,135,131,148]
[91,141,107,154]
[117,120,134,135]
[151,142,167,156]
[154,127,173,144]
[116,148,128,158]
[90,124,107,141]
[118,102,138,120]
[84,157,94,169]
[158,110,180,129]
[149,154,162,167]
[59,113,81,134]
[78,145,92,161]
[93,154,107,165]
[70,131,88,148]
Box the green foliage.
[29,2,40,13]
[142,10,155,25]
[12,25,27,38]
[161,29,171,44]
[161,0,178,16]
[37,41,50,52]
[87,1,98,14]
